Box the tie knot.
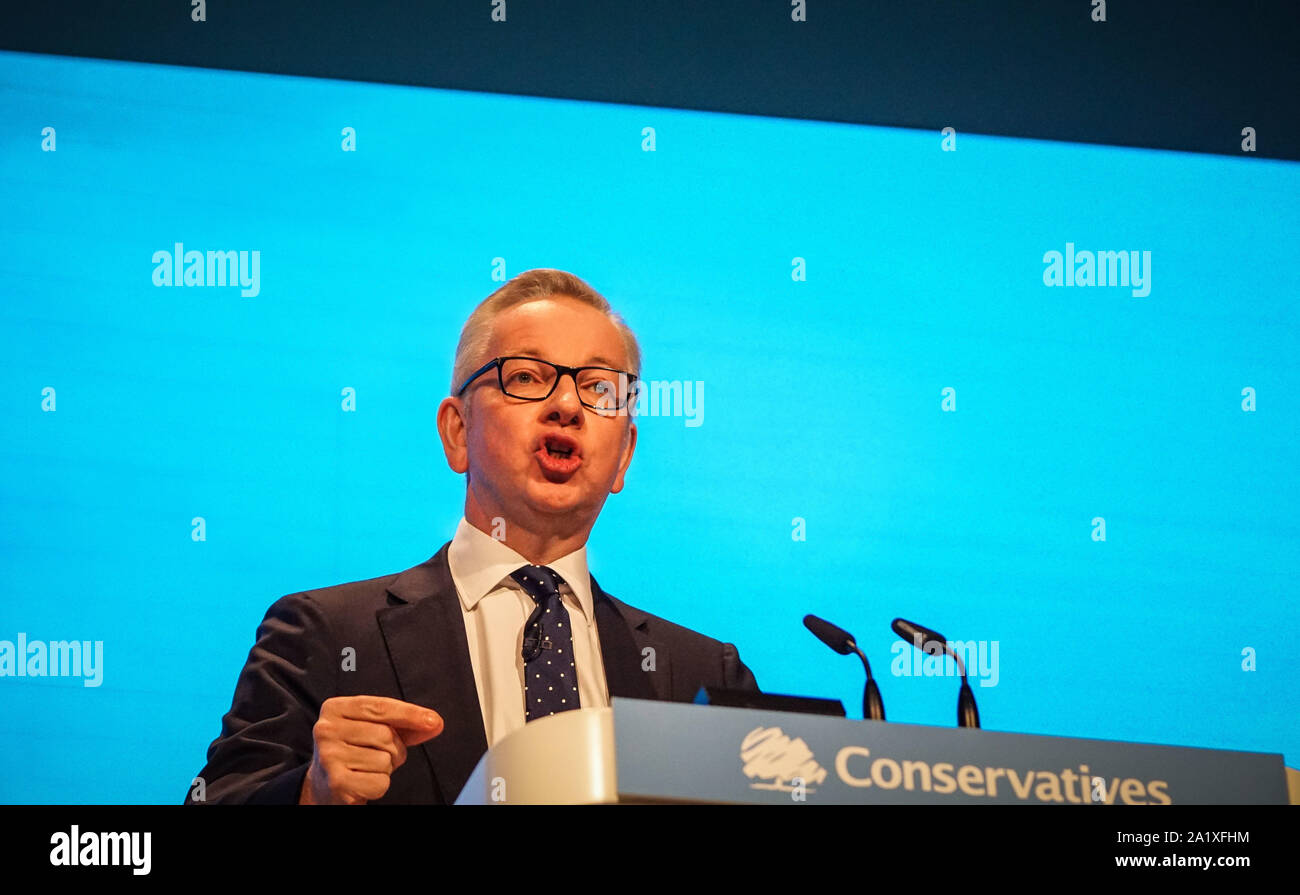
[510,564,565,602]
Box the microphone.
[803,614,885,721]
[891,617,980,728]
[521,601,547,662]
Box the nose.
[544,371,584,423]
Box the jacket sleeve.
[722,642,761,693]
[184,591,338,805]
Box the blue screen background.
[1,50,1295,803]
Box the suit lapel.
[592,576,670,702]
[378,543,488,805]
[376,549,671,804]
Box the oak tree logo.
[740,726,828,792]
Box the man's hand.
[299,696,444,805]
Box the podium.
[455,697,1297,804]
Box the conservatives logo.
[740,726,828,792]
[739,728,1173,804]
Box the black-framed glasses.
[455,356,639,411]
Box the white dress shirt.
[446,516,611,747]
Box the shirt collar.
[446,517,595,621]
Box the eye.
[579,373,615,392]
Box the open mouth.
[541,434,580,459]
[536,433,582,476]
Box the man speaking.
[187,269,760,804]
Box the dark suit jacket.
[187,542,759,804]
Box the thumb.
[396,711,444,747]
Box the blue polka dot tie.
[511,564,581,721]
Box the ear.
[609,420,637,494]
[436,396,470,474]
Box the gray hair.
[449,269,642,396]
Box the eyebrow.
[509,348,624,369]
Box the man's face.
[439,296,638,531]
